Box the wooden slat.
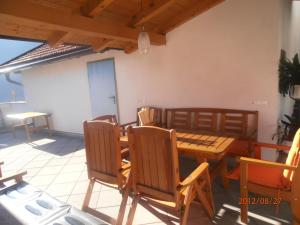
[81,0,115,17]
[224,115,244,121]
[197,114,214,120]
[0,0,166,45]
[197,120,213,126]
[156,0,225,33]
[99,127,106,172]
[224,122,243,128]
[137,184,175,202]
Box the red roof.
[1,43,91,67]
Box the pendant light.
[138,0,150,54]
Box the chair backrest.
[283,128,300,185]
[92,115,117,123]
[138,108,152,125]
[83,120,123,186]
[137,107,162,126]
[128,126,180,203]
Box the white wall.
[22,0,284,159]
[22,61,92,133]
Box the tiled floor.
[0,130,293,225]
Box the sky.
[0,39,42,65]
[0,39,41,102]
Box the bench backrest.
[165,108,258,139]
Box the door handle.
[108,96,116,104]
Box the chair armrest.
[120,121,137,135]
[252,142,290,150]
[119,161,131,172]
[177,162,209,190]
[120,121,136,127]
[248,129,258,139]
[252,142,290,159]
[240,157,296,170]
[0,171,27,183]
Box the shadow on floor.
[0,129,83,156]
[0,203,23,225]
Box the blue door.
[87,59,118,118]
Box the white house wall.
[22,0,283,160]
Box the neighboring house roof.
[0,43,93,73]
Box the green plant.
[279,50,300,97]
[272,115,296,143]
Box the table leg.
[11,122,16,138]
[45,115,52,136]
[196,156,207,164]
[24,119,32,142]
[220,158,229,189]
[32,117,36,133]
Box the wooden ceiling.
[0,0,224,53]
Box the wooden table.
[120,130,236,187]
[7,112,51,142]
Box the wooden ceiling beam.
[0,0,166,46]
[131,0,176,27]
[81,0,115,17]
[91,38,112,52]
[124,44,138,54]
[51,1,114,49]
[156,0,225,33]
[48,31,70,48]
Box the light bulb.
[138,30,150,55]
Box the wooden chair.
[92,114,117,123]
[0,161,27,189]
[82,120,130,225]
[126,126,214,225]
[228,129,300,224]
[120,107,163,136]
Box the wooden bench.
[164,108,259,157]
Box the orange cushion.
[228,164,285,188]
[227,140,250,157]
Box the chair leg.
[116,186,130,225]
[205,169,215,213]
[195,182,213,218]
[220,158,229,189]
[240,162,248,224]
[126,194,140,225]
[181,185,194,225]
[82,179,95,211]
